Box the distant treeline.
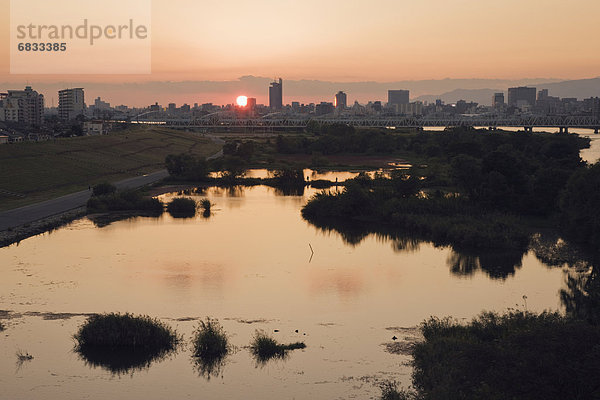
[276,124,398,154]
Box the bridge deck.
[135,115,600,130]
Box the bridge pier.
[559,127,569,133]
[595,127,599,134]
[523,127,533,133]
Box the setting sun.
[236,95,248,107]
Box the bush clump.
[379,381,419,400]
[310,179,336,189]
[271,168,305,187]
[249,330,305,363]
[92,182,117,196]
[166,197,197,217]
[165,153,210,181]
[411,311,600,400]
[87,190,164,214]
[192,318,230,378]
[200,199,212,212]
[192,318,229,359]
[74,313,179,374]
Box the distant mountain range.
[414,77,600,106]
[2,76,599,107]
[415,89,499,106]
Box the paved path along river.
[0,170,170,231]
[0,135,226,232]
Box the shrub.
[86,196,108,213]
[92,182,117,196]
[249,330,305,363]
[379,381,419,400]
[412,311,600,400]
[191,318,230,379]
[165,153,209,181]
[136,197,165,214]
[86,190,164,215]
[309,179,335,189]
[192,318,229,359]
[271,168,305,187]
[166,197,197,217]
[211,155,247,181]
[200,199,212,212]
[74,313,179,374]
[16,349,34,362]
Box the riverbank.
[0,126,221,212]
[0,207,86,248]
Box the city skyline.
[3,78,597,131]
[2,75,600,109]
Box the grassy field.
[0,126,221,211]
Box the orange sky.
[2,0,600,81]
[1,0,599,105]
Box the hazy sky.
[1,0,599,104]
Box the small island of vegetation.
[249,330,306,364]
[191,318,231,379]
[74,313,180,374]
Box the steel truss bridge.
[136,114,600,132]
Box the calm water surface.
[0,180,575,399]
[210,168,404,181]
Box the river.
[0,180,574,399]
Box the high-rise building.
[94,97,111,110]
[455,100,478,114]
[247,97,257,110]
[394,102,423,116]
[388,90,410,106]
[538,89,549,101]
[269,78,283,110]
[369,101,383,113]
[0,86,44,126]
[589,97,600,118]
[334,91,347,109]
[316,102,334,115]
[58,88,85,120]
[493,93,505,108]
[507,87,536,108]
